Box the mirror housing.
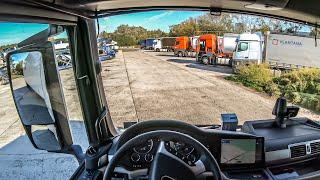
[5,26,77,154]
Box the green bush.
[226,65,320,112]
[13,61,24,75]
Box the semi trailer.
[232,32,320,70]
[145,38,155,50]
[174,36,199,57]
[196,33,238,65]
[153,37,176,52]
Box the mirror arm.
[69,145,85,164]
[18,25,65,48]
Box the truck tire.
[156,48,160,52]
[178,51,183,57]
[202,56,209,65]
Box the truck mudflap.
[232,59,259,73]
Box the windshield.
[98,11,320,130]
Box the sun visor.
[245,0,289,11]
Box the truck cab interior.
[1,0,320,180]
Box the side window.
[52,31,89,150]
[237,42,249,52]
[200,41,206,51]
[0,23,88,152]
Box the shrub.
[277,68,320,95]
[236,63,273,92]
[226,65,320,112]
[13,61,24,75]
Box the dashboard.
[107,119,320,180]
[115,136,264,172]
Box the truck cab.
[232,33,264,69]
[196,34,218,65]
[153,39,161,52]
[174,36,189,56]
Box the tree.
[100,24,168,46]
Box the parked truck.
[196,34,238,65]
[174,36,199,57]
[145,38,155,50]
[232,32,320,70]
[139,39,146,49]
[153,37,176,52]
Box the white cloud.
[145,11,174,23]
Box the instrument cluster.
[122,139,199,170]
[164,141,199,166]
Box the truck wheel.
[178,51,183,57]
[156,48,160,52]
[202,56,209,65]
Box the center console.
[222,97,320,179]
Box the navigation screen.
[221,139,256,164]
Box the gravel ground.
[103,50,320,128]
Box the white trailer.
[232,32,320,70]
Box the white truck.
[232,32,320,70]
[153,37,176,52]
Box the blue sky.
[0,10,312,46]
[0,23,48,46]
[99,10,204,33]
[0,11,203,46]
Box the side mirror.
[6,40,74,153]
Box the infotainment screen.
[220,139,258,164]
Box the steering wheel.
[103,130,222,180]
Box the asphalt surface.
[103,50,319,128]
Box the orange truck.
[174,36,199,57]
[196,33,238,65]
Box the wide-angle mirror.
[7,51,61,151]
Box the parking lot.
[103,50,320,128]
[1,49,319,179]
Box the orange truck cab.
[196,34,218,65]
[174,36,199,57]
[174,36,189,56]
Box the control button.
[187,154,196,164]
[131,153,140,163]
[144,154,154,163]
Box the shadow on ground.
[167,58,234,75]
[155,54,176,57]
[0,120,88,180]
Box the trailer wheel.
[202,56,209,65]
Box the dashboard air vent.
[310,141,320,155]
[290,144,306,158]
